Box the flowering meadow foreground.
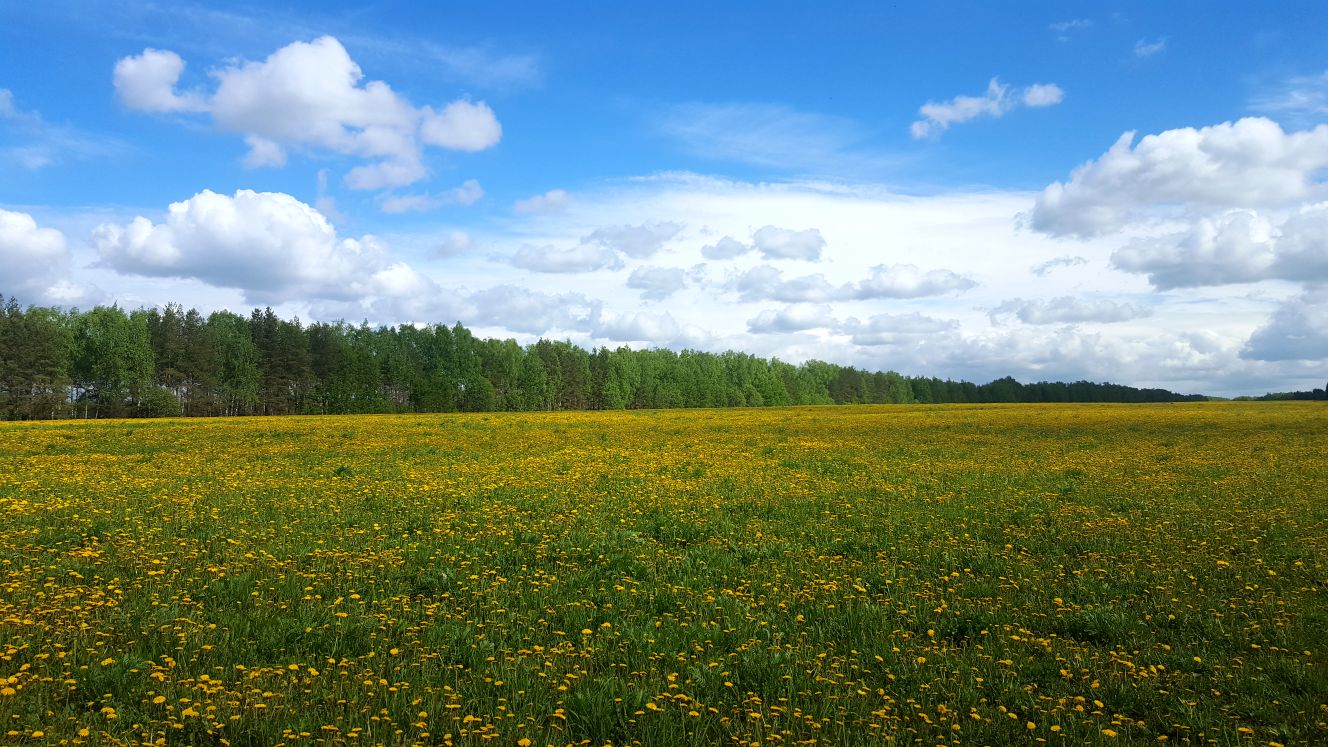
[0,404,1324,747]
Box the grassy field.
[0,403,1324,746]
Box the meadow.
[0,403,1323,746]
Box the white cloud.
[1030,118,1328,237]
[510,243,623,274]
[627,266,688,300]
[514,188,573,214]
[1111,205,1328,289]
[701,236,751,260]
[846,313,959,346]
[1134,37,1168,58]
[911,78,1063,139]
[1241,289,1328,361]
[752,225,825,261]
[1022,83,1064,108]
[379,179,485,214]
[91,189,417,304]
[113,36,500,189]
[585,222,683,258]
[733,263,975,302]
[465,285,598,334]
[0,209,70,298]
[747,304,837,334]
[420,100,502,152]
[850,264,977,299]
[593,311,709,346]
[992,296,1151,325]
[435,230,474,257]
[1030,255,1088,276]
[112,49,207,113]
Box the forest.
[0,296,1207,420]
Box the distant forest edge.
[0,296,1223,420]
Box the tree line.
[0,296,1207,420]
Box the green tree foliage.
[0,300,1208,419]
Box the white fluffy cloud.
[112,49,207,113]
[585,222,683,258]
[627,266,688,300]
[593,311,709,346]
[1031,118,1328,237]
[420,100,502,152]
[0,209,70,297]
[911,78,1063,139]
[701,236,750,259]
[1241,289,1328,361]
[752,225,825,260]
[697,225,824,261]
[747,304,837,334]
[113,37,500,189]
[733,263,975,302]
[851,264,977,299]
[846,313,959,347]
[91,189,422,304]
[514,188,573,214]
[992,296,1151,325]
[1111,206,1328,288]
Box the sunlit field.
[0,403,1324,746]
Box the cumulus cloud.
[1111,206,1328,288]
[419,100,502,152]
[595,311,690,344]
[379,179,485,214]
[585,222,683,258]
[846,313,959,346]
[627,266,688,300]
[850,264,977,299]
[747,304,837,334]
[1241,289,1328,361]
[701,236,751,260]
[514,188,573,214]
[91,188,423,304]
[0,209,70,298]
[752,225,825,260]
[1030,118,1328,237]
[1031,255,1088,276]
[435,230,474,257]
[991,296,1151,325]
[112,48,207,113]
[733,263,976,303]
[1022,83,1065,108]
[113,37,500,189]
[911,78,1063,139]
[465,285,598,335]
[510,243,622,274]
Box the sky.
[2,1,1327,396]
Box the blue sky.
[3,1,1328,395]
